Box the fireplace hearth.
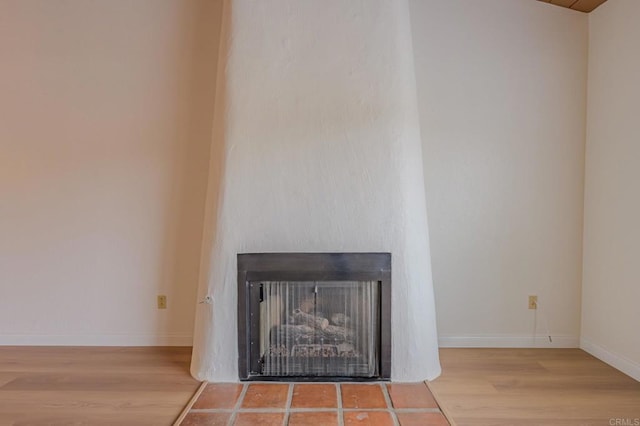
[237,253,391,381]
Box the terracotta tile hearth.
[241,383,289,409]
[291,384,338,409]
[181,382,449,426]
[341,384,388,409]
[192,383,243,410]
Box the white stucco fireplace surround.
[191,0,441,382]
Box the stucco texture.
[192,0,440,381]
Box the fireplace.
[237,253,391,381]
[191,0,442,383]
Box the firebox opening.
[238,253,391,381]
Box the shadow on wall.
[190,0,229,371]
[154,0,224,342]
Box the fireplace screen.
[238,253,390,381]
[255,280,379,377]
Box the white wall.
[409,0,588,347]
[5,0,633,370]
[0,0,221,345]
[581,0,640,381]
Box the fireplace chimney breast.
[192,0,441,382]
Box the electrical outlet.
[157,295,167,309]
[528,295,538,310]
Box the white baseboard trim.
[0,333,193,346]
[581,337,640,382]
[438,334,580,348]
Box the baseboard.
[0,333,193,346]
[438,334,580,348]
[581,337,640,382]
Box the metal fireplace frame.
[237,252,391,381]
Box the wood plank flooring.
[0,347,638,425]
[0,346,199,425]
[429,348,640,426]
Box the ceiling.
[538,0,608,13]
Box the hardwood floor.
[429,348,640,426]
[0,346,199,425]
[1,347,638,425]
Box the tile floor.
[181,382,449,426]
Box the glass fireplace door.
[254,280,380,377]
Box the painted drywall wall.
[192,0,441,382]
[0,0,222,345]
[581,0,640,380]
[409,0,588,347]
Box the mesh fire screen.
[256,281,379,377]
[237,253,391,381]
